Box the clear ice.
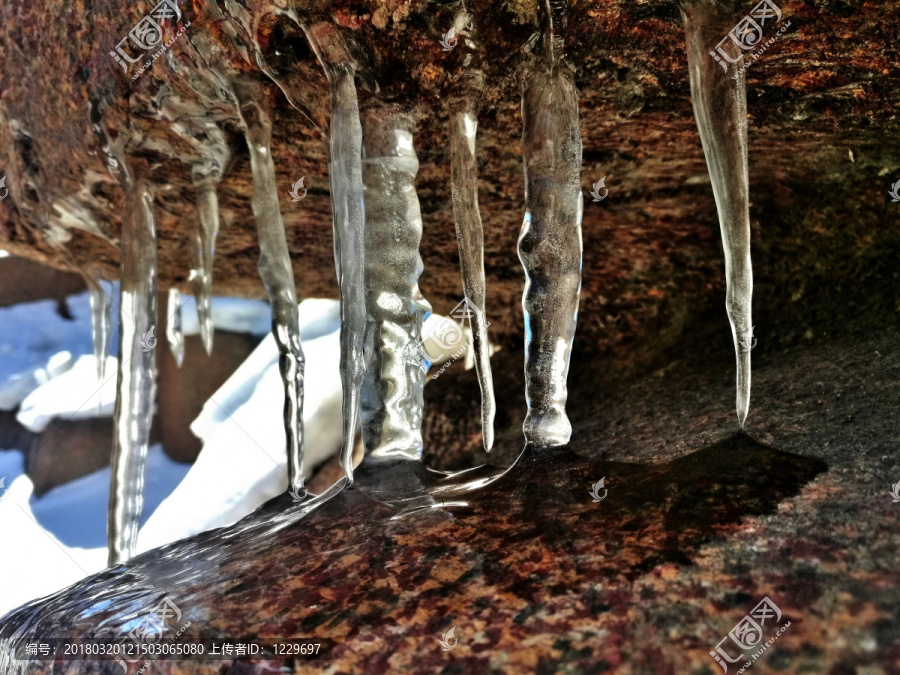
[360,105,431,461]
[518,1,584,447]
[238,94,307,496]
[682,0,754,426]
[109,178,158,565]
[166,287,185,367]
[86,267,111,381]
[306,22,367,481]
[448,24,496,452]
[152,88,231,356]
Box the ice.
[237,94,307,497]
[86,268,112,381]
[449,68,496,451]
[682,0,754,426]
[360,106,431,461]
[306,22,367,481]
[518,31,584,446]
[166,288,185,367]
[108,178,159,565]
[137,300,342,550]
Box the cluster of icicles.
[75,0,753,565]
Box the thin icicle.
[87,268,112,381]
[190,177,220,355]
[360,105,431,461]
[682,0,753,426]
[109,178,158,565]
[239,97,306,497]
[166,288,185,367]
[449,69,496,452]
[518,0,583,447]
[306,22,367,482]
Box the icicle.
[238,97,306,497]
[86,268,112,381]
[166,288,185,367]
[190,176,221,355]
[449,69,496,452]
[109,178,158,565]
[518,0,584,447]
[682,0,753,426]
[306,23,367,482]
[360,105,431,461]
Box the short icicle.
[109,178,158,565]
[449,68,496,452]
[166,288,185,367]
[86,267,112,381]
[190,169,224,356]
[682,0,754,427]
[518,0,584,447]
[306,22,367,482]
[238,95,306,497]
[360,104,431,461]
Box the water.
[518,1,584,447]
[109,178,159,566]
[306,22,367,482]
[682,0,754,427]
[360,105,431,462]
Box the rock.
[0,256,85,308]
[27,417,115,497]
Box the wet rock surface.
[2,321,898,673]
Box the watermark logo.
[589,177,608,202]
[888,180,900,203]
[289,485,305,503]
[0,176,8,200]
[101,596,189,674]
[709,0,785,76]
[289,177,308,202]
[109,1,191,81]
[410,297,490,380]
[589,477,608,502]
[889,480,900,503]
[140,326,157,352]
[438,626,458,651]
[439,27,458,52]
[709,596,791,673]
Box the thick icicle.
[360,105,431,461]
[238,96,306,496]
[682,0,753,426]
[449,70,496,452]
[86,268,112,381]
[518,1,584,447]
[109,178,158,565]
[306,23,367,482]
[166,288,185,367]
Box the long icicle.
[449,68,496,452]
[109,178,158,565]
[682,0,753,427]
[239,97,306,496]
[360,104,431,461]
[306,22,367,482]
[166,287,185,367]
[86,267,112,381]
[518,0,584,447]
